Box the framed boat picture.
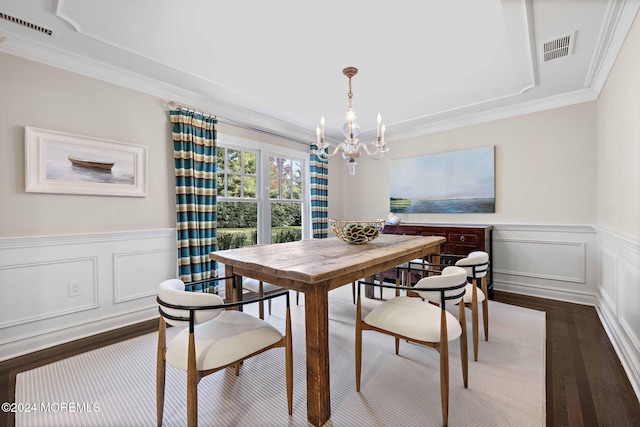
[390,146,495,213]
[25,126,148,197]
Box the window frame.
[216,133,310,245]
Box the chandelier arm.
[359,142,388,159]
[314,143,347,159]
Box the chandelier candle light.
[314,67,388,175]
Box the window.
[269,156,303,244]
[216,137,308,250]
[216,146,259,250]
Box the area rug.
[15,284,545,426]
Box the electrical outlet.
[69,280,81,297]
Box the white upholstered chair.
[454,251,490,361]
[355,266,469,427]
[156,277,293,427]
[411,251,489,362]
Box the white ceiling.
[1,0,639,145]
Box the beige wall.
[593,10,640,400]
[0,53,174,237]
[338,102,598,225]
[0,53,306,238]
[597,11,640,243]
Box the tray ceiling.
[1,0,638,143]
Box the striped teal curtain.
[310,144,329,238]
[170,110,218,286]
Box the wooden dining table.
[210,233,445,427]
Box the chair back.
[413,266,467,305]
[455,251,489,279]
[157,279,224,328]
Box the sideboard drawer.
[448,233,477,245]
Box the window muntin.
[269,156,302,201]
[217,147,257,199]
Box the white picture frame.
[25,126,148,197]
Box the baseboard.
[597,296,640,402]
[493,280,597,306]
[0,306,158,362]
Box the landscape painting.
[25,127,148,197]
[390,146,495,213]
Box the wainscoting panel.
[619,263,640,353]
[599,247,618,316]
[0,257,98,328]
[113,249,177,303]
[494,238,585,282]
[492,224,597,305]
[596,227,640,401]
[0,229,177,361]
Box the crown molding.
[0,29,317,146]
[387,88,599,141]
[2,0,638,147]
[0,31,600,145]
[585,0,640,93]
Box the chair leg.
[268,298,273,315]
[471,281,479,361]
[258,281,265,320]
[156,318,166,427]
[187,333,198,427]
[482,276,489,341]
[440,309,450,427]
[355,294,363,391]
[285,306,293,415]
[458,302,468,388]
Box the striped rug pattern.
[16,285,545,426]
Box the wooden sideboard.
[382,223,494,296]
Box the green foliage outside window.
[215,148,302,250]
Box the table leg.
[223,267,243,309]
[224,266,236,302]
[364,275,375,299]
[304,284,331,427]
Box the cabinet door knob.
[460,236,465,242]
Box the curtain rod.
[169,102,310,146]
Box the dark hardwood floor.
[1,292,639,426]
[493,291,640,426]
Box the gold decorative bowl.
[329,219,386,245]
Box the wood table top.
[210,234,445,286]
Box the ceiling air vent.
[0,12,54,37]
[541,32,575,62]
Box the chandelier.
[314,67,388,175]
